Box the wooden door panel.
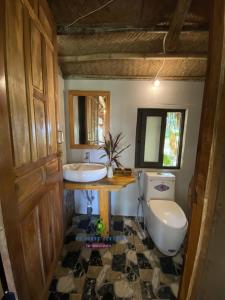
[1,0,63,299]
[39,0,53,41]
[28,0,39,14]
[34,98,48,158]
[51,184,63,253]
[31,23,44,93]
[20,208,44,300]
[5,0,31,167]
[46,45,57,155]
[45,159,59,177]
[39,193,54,280]
[16,166,45,204]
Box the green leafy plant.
[98,132,130,167]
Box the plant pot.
[107,165,113,178]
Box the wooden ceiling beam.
[57,23,208,35]
[62,74,205,81]
[59,52,207,63]
[166,0,192,52]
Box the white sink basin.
[63,163,107,182]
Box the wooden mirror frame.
[68,90,110,149]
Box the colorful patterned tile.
[111,243,127,255]
[82,278,97,300]
[127,235,135,244]
[142,237,155,250]
[112,253,126,272]
[73,276,86,294]
[65,241,84,253]
[73,260,88,278]
[160,257,177,275]
[114,279,134,298]
[127,242,136,250]
[170,282,179,298]
[143,250,160,268]
[131,281,143,300]
[97,281,114,298]
[113,220,124,231]
[55,265,70,278]
[158,286,176,300]
[89,250,103,266]
[126,249,138,265]
[124,225,137,236]
[140,281,155,299]
[135,243,147,252]
[62,251,81,269]
[80,248,91,262]
[49,215,182,300]
[139,269,154,282]
[48,292,70,300]
[64,234,77,244]
[112,215,124,222]
[106,270,122,282]
[137,253,152,269]
[126,262,139,282]
[86,266,103,278]
[160,272,178,285]
[133,235,144,246]
[69,294,82,300]
[101,249,113,265]
[49,278,58,292]
[57,275,77,293]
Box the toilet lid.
[149,200,187,228]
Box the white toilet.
[143,172,188,256]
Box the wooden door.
[178,0,225,299]
[0,0,63,299]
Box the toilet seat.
[149,200,187,229]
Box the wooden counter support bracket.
[99,190,110,236]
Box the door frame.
[178,0,225,298]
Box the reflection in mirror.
[69,91,110,148]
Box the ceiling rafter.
[166,0,192,51]
[59,53,207,63]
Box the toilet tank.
[144,172,175,201]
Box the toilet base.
[144,201,188,256]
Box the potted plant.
[98,132,130,178]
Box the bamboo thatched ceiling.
[48,0,210,80]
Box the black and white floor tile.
[48,215,183,300]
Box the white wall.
[63,79,204,216]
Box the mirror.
[68,90,110,148]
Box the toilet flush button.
[154,184,170,192]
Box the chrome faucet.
[84,152,90,163]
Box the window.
[135,109,185,169]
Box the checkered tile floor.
[48,215,183,300]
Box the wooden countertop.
[64,174,136,191]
